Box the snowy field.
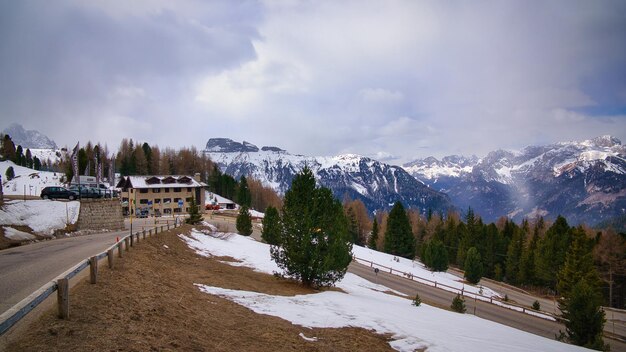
[352,245,501,299]
[0,199,80,236]
[1,161,66,197]
[182,230,588,352]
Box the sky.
[1,0,625,164]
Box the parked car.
[40,186,78,200]
[68,186,103,199]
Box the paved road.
[0,217,165,315]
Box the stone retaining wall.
[77,199,124,231]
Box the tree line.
[1,134,49,174]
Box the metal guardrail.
[0,221,183,336]
[353,256,559,321]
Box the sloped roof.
[121,175,205,189]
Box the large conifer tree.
[368,217,379,250]
[236,205,253,236]
[464,247,483,284]
[383,201,415,259]
[261,206,281,245]
[270,167,352,288]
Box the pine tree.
[535,215,573,288]
[413,293,422,307]
[464,247,483,284]
[505,228,524,284]
[261,206,281,245]
[422,239,449,271]
[368,217,379,250]
[383,202,415,259]
[559,279,608,350]
[25,149,33,169]
[236,205,253,236]
[15,145,24,166]
[33,156,41,171]
[185,195,203,225]
[5,166,15,181]
[270,167,352,288]
[451,294,466,313]
[1,134,16,162]
[237,175,252,208]
[557,227,601,300]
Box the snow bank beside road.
[0,200,80,235]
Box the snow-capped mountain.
[403,136,626,225]
[2,123,58,149]
[204,138,453,214]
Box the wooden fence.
[0,221,182,336]
[353,256,559,322]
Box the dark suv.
[40,186,78,200]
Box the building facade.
[117,175,206,216]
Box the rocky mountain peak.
[205,138,259,153]
[2,123,57,149]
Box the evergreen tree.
[505,228,524,284]
[1,134,16,162]
[33,156,41,171]
[559,280,608,350]
[5,166,15,181]
[535,215,573,288]
[519,222,541,285]
[413,293,422,307]
[347,207,359,244]
[368,217,379,250]
[237,175,252,208]
[422,239,449,271]
[236,205,253,236]
[15,145,24,166]
[270,167,352,288]
[464,247,483,284]
[25,149,33,169]
[185,195,203,225]
[557,227,601,299]
[451,294,466,313]
[383,201,415,259]
[261,206,281,245]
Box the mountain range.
[404,135,626,225]
[204,138,453,214]
[2,123,58,150]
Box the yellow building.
[117,175,206,216]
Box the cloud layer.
[1,0,625,163]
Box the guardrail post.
[143,230,146,240]
[89,256,98,284]
[57,278,69,319]
[149,229,152,237]
[161,225,164,232]
[107,249,114,269]
[125,237,130,250]
[167,223,170,230]
[118,242,124,257]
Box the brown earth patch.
[7,225,395,352]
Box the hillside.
[205,138,452,214]
[1,160,66,196]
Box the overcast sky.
[1,1,625,164]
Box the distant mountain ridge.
[403,136,626,225]
[2,123,58,149]
[204,138,453,214]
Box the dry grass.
[7,225,394,352]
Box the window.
[185,207,190,212]
[187,187,192,192]
[163,208,172,214]
[139,189,148,194]
[186,197,193,203]
[174,208,182,213]
[165,188,170,193]
[174,198,182,203]
[153,188,161,193]
[163,198,171,204]
[154,199,161,204]
[122,197,129,202]
[174,188,181,193]
[140,199,149,204]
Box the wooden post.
[118,242,124,257]
[125,237,130,250]
[57,278,69,319]
[107,249,114,269]
[143,230,146,240]
[161,225,164,233]
[149,229,152,237]
[89,256,98,284]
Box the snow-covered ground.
[181,230,588,352]
[352,245,501,299]
[1,161,66,196]
[0,199,80,236]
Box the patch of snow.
[183,230,581,352]
[1,161,66,196]
[3,226,36,240]
[163,244,170,249]
[298,332,318,342]
[0,199,80,235]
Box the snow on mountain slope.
[2,123,58,149]
[403,136,626,224]
[204,138,452,214]
[1,161,66,196]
